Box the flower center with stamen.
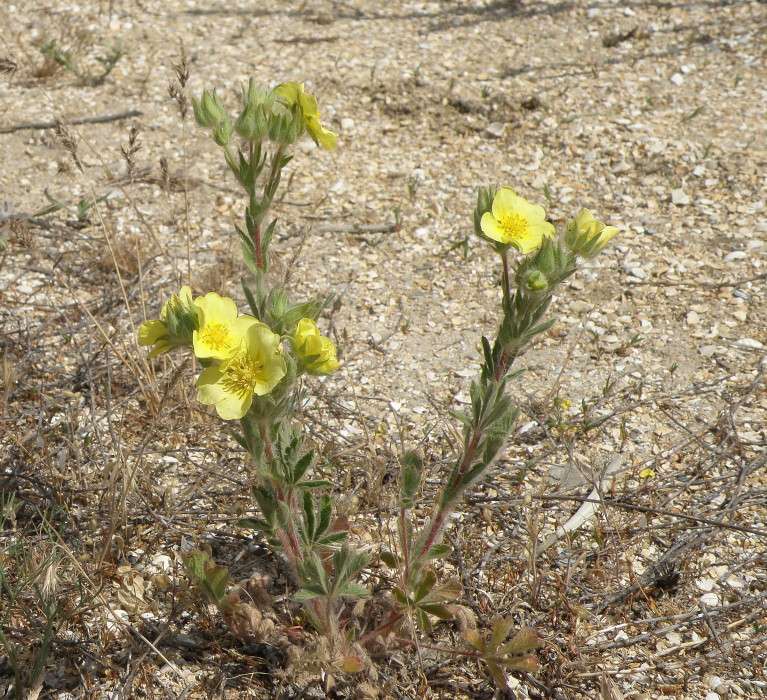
[222,354,264,398]
[201,323,233,352]
[500,213,530,244]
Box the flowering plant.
[139,78,618,687]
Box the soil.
[1,1,767,698]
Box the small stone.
[692,165,705,176]
[699,345,717,357]
[671,188,690,205]
[733,289,750,300]
[670,73,684,86]
[612,160,632,174]
[724,250,747,261]
[685,311,700,325]
[341,117,355,130]
[733,310,747,322]
[736,338,763,349]
[485,122,507,138]
[626,266,647,279]
[570,300,592,313]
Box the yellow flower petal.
[138,319,168,346]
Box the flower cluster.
[191,80,337,151]
[139,292,339,420]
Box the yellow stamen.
[201,323,233,352]
[500,213,530,244]
[222,355,264,398]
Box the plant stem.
[501,249,511,302]
[357,610,405,646]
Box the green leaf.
[295,479,334,489]
[316,531,348,546]
[229,430,249,452]
[392,586,409,606]
[261,218,277,254]
[203,564,230,604]
[292,451,315,484]
[236,517,272,531]
[338,583,370,599]
[400,450,422,509]
[293,585,326,602]
[426,544,452,561]
[413,570,437,602]
[316,494,332,538]
[421,578,462,604]
[415,608,433,633]
[488,615,515,651]
[301,490,315,541]
[183,550,208,581]
[380,551,400,568]
[418,602,453,619]
[241,278,261,320]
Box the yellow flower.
[480,187,555,254]
[564,208,619,258]
[138,286,196,357]
[196,323,287,420]
[192,292,258,362]
[639,468,656,479]
[294,318,340,374]
[276,82,338,150]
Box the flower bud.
[191,89,227,128]
[294,318,340,374]
[520,269,548,293]
[235,102,267,142]
[212,118,234,147]
[564,208,619,258]
[268,110,302,146]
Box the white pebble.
[670,73,684,86]
[724,250,747,261]
[671,188,690,205]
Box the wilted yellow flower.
[138,319,172,357]
[639,468,656,479]
[196,323,287,420]
[294,318,340,374]
[276,82,338,150]
[564,208,619,258]
[480,187,555,254]
[138,286,196,357]
[192,292,257,362]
